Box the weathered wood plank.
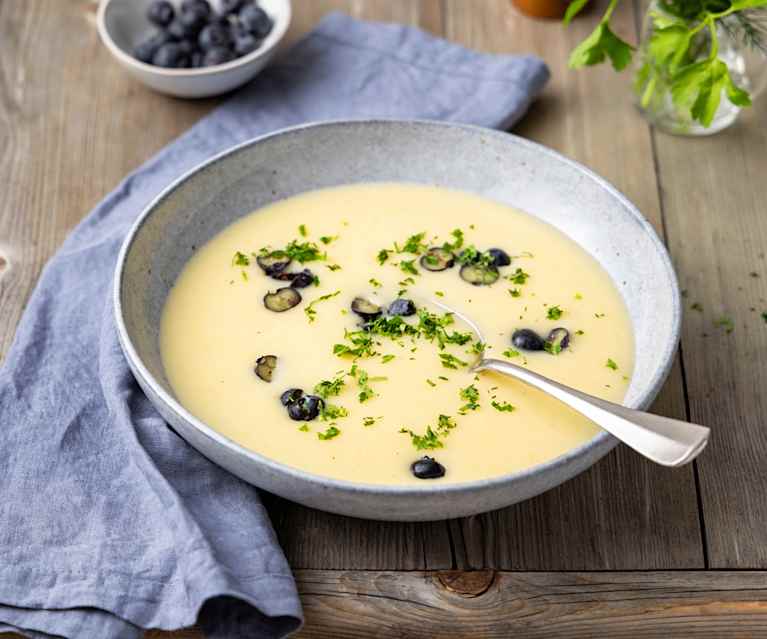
[652,98,767,568]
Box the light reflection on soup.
[160,183,634,485]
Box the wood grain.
[652,99,767,567]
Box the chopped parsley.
[381,354,395,364]
[595,312,606,319]
[326,264,342,271]
[298,224,308,237]
[691,302,703,312]
[508,289,521,298]
[258,240,326,264]
[400,426,443,450]
[400,232,428,254]
[574,292,583,300]
[546,305,564,320]
[232,251,250,267]
[349,365,383,403]
[437,414,456,434]
[399,259,419,276]
[502,348,520,358]
[377,249,391,265]
[320,235,337,245]
[442,228,465,252]
[456,245,494,268]
[416,309,472,349]
[426,379,436,387]
[469,340,486,356]
[434,291,445,297]
[575,329,585,336]
[606,358,618,370]
[509,268,530,285]
[715,316,735,333]
[369,278,382,288]
[439,353,468,369]
[333,331,376,359]
[320,404,348,421]
[491,400,516,412]
[317,426,340,440]
[362,416,381,427]
[313,375,345,399]
[458,384,480,414]
[304,290,341,322]
[298,424,310,432]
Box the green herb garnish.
[502,348,520,358]
[304,290,341,322]
[491,400,516,412]
[326,264,342,271]
[381,354,395,364]
[232,251,250,267]
[313,375,345,399]
[320,404,348,421]
[399,259,419,276]
[298,424,310,432]
[369,278,382,288]
[458,384,480,413]
[317,425,341,440]
[377,249,391,265]
[298,224,308,237]
[575,292,583,300]
[606,358,619,370]
[546,305,564,320]
[320,235,337,245]
[362,416,381,427]
[509,289,521,298]
[509,268,530,285]
[440,353,468,369]
[259,240,326,264]
[400,426,443,450]
[715,316,735,333]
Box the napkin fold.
[0,12,548,639]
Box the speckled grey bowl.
[114,120,681,521]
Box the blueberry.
[198,23,231,50]
[280,388,304,406]
[152,42,191,68]
[190,50,205,67]
[179,4,208,35]
[133,31,173,63]
[181,0,211,15]
[176,38,196,55]
[288,269,315,289]
[388,298,416,317]
[239,4,272,37]
[167,19,194,40]
[411,456,446,479]
[287,394,324,421]
[221,0,246,14]
[203,46,235,66]
[233,30,260,56]
[487,248,511,267]
[147,0,175,27]
[511,328,545,351]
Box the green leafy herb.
[317,425,341,440]
[399,259,419,276]
[326,264,342,271]
[377,249,391,265]
[304,290,341,322]
[320,235,337,245]
[458,384,480,414]
[298,424,310,432]
[509,268,530,285]
[442,228,465,252]
[440,353,468,369]
[401,232,428,254]
[715,315,735,333]
[606,358,619,370]
[575,292,583,300]
[437,414,457,434]
[362,416,381,427]
[435,290,445,297]
[595,312,606,319]
[546,305,564,320]
[349,366,382,403]
[576,329,585,336]
[509,288,521,298]
[491,400,516,412]
[400,426,443,450]
[259,240,326,264]
[369,278,382,288]
[298,224,308,237]
[381,354,395,364]
[502,348,520,358]
[314,375,346,399]
[426,378,436,387]
[232,251,250,267]
[320,404,348,421]
[544,340,563,355]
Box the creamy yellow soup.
[160,183,634,485]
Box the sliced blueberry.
[133,31,173,63]
[239,4,272,37]
[256,251,291,275]
[351,297,382,321]
[255,355,277,382]
[487,248,511,267]
[411,456,446,479]
[511,328,545,351]
[271,268,314,288]
[264,287,302,312]
[280,388,304,406]
[420,247,455,272]
[459,263,500,286]
[152,42,191,68]
[388,298,416,317]
[287,394,324,421]
[198,23,231,50]
[147,1,175,27]
[545,327,570,354]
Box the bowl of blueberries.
[97,0,291,98]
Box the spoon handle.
[474,358,709,467]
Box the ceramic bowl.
[114,120,681,521]
[96,0,291,98]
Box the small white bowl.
[97,0,291,98]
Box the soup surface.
[160,183,634,485]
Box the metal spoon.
[434,300,709,467]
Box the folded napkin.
[0,12,548,639]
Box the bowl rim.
[114,118,681,498]
[96,0,292,78]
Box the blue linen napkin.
[0,12,548,639]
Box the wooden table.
[2,1,766,636]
